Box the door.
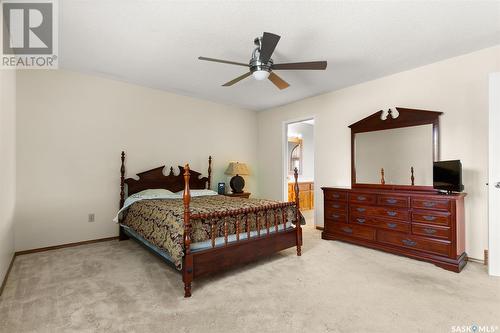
[489,73,500,276]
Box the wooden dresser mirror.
[350,107,442,191]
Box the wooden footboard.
[193,228,298,278]
[181,165,302,297]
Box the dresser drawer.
[377,230,451,256]
[377,195,409,208]
[349,193,377,205]
[324,200,347,212]
[412,210,451,226]
[412,223,451,240]
[350,204,371,216]
[350,214,410,232]
[412,198,451,211]
[324,208,347,223]
[371,207,409,221]
[324,191,347,201]
[350,215,370,226]
[331,223,376,241]
[371,218,410,233]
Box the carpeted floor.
[1,226,499,333]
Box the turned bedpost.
[120,151,125,208]
[182,164,193,298]
[294,167,302,256]
[207,156,212,190]
[118,151,129,241]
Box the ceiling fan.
[198,32,327,90]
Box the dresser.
[288,181,314,210]
[322,187,467,272]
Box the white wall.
[0,68,16,283]
[15,70,258,251]
[488,73,500,275]
[257,45,500,260]
[287,122,314,182]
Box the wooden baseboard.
[466,257,484,265]
[15,236,119,256]
[315,226,324,231]
[0,254,16,297]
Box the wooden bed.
[118,152,302,297]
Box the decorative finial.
[381,168,385,185]
[411,167,415,186]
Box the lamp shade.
[225,162,250,176]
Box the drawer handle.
[357,196,367,201]
[331,214,340,219]
[387,223,397,229]
[332,194,340,198]
[386,199,398,204]
[356,208,366,212]
[356,218,366,224]
[341,227,353,234]
[423,228,437,234]
[332,204,340,209]
[402,239,417,247]
[387,211,397,217]
[423,215,437,221]
[423,201,436,207]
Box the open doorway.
[285,118,315,227]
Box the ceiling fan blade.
[198,57,248,67]
[259,32,281,64]
[222,72,252,86]
[268,72,290,90]
[272,61,327,70]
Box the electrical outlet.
[88,213,95,222]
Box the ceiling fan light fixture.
[252,70,270,81]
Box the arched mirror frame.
[350,107,442,191]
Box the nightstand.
[224,192,251,199]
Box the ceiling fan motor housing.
[249,57,272,74]
[250,38,273,74]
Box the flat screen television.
[433,160,464,193]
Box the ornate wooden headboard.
[119,152,212,208]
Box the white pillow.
[176,189,218,197]
[136,189,175,196]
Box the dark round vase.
[230,174,245,193]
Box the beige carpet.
[1,226,499,333]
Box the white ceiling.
[60,1,500,111]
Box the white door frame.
[282,116,315,202]
[489,73,500,276]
